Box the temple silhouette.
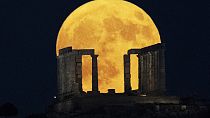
[47,43,210,118]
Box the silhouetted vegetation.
[0,103,18,117]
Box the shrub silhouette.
[0,103,18,117]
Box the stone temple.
[47,43,210,118]
[57,43,166,98]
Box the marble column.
[137,54,142,94]
[141,54,147,95]
[124,54,131,93]
[75,55,82,93]
[91,55,99,92]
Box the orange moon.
[56,0,161,93]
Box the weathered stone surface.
[57,48,101,100]
[59,47,72,55]
[91,55,99,92]
[78,49,94,55]
[124,67,130,74]
[124,55,131,93]
[56,43,166,114]
[75,56,82,62]
[128,43,165,55]
[108,89,116,94]
[125,43,166,96]
[123,55,130,62]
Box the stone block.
[72,50,79,54]
[76,58,82,62]
[78,49,94,55]
[128,49,140,54]
[108,89,115,94]
[59,47,72,55]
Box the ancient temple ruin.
[48,43,210,118]
[57,48,100,101]
[48,43,185,117]
[124,43,166,96]
[56,43,166,102]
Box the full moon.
[56,0,161,93]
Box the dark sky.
[1,0,210,117]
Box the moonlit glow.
[56,0,161,93]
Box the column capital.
[91,54,99,58]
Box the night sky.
[1,0,210,117]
